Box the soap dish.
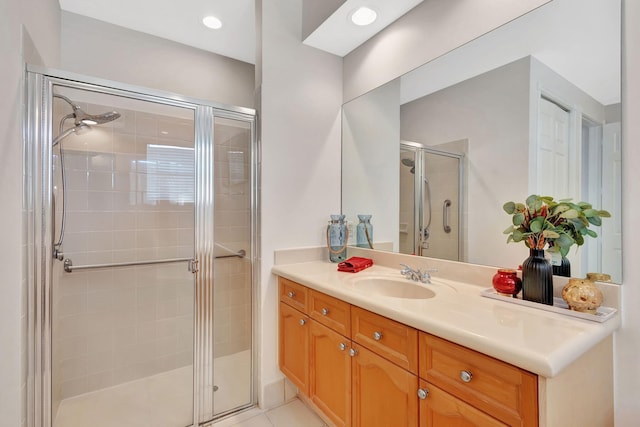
[480,288,617,323]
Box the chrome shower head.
[401,158,415,167]
[53,93,121,126]
[401,157,415,174]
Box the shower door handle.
[443,199,452,233]
[188,259,199,274]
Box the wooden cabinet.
[418,380,508,427]
[278,277,539,427]
[279,301,309,395]
[309,320,351,427]
[351,343,419,427]
[419,333,538,426]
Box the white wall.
[61,12,255,109]
[0,1,61,426]
[258,0,343,406]
[616,1,640,423]
[342,79,400,249]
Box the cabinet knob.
[459,370,473,383]
[373,331,383,341]
[321,308,329,316]
[417,388,429,400]
[299,319,306,326]
[349,348,358,357]
[287,291,295,298]
[339,342,347,351]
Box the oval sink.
[349,277,435,299]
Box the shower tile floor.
[55,350,255,427]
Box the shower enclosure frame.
[400,141,464,260]
[24,65,260,427]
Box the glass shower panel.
[212,116,253,417]
[399,148,417,255]
[50,86,196,427]
[420,151,460,261]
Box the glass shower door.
[50,85,196,427]
[399,143,463,261]
[211,115,254,418]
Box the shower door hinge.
[188,258,199,274]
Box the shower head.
[401,157,415,174]
[401,158,415,167]
[53,93,121,126]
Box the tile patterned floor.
[214,399,327,427]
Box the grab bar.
[62,249,246,273]
[63,257,194,273]
[443,199,452,233]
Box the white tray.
[480,288,617,323]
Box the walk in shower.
[399,141,464,260]
[25,67,257,427]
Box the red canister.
[492,269,522,297]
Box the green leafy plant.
[503,195,610,256]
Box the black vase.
[552,256,571,277]
[522,249,554,305]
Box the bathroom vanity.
[273,250,619,427]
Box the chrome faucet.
[400,264,436,284]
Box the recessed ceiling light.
[202,15,223,30]
[350,6,377,26]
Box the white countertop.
[272,260,620,378]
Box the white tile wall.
[52,101,197,406]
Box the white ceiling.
[58,0,620,106]
[303,0,423,57]
[58,0,256,64]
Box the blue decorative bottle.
[327,214,348,263]
[356,214,373,249]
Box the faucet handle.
[400,264,412,275]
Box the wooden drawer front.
[279,277,309,313]
[309,290,351,337]
[418,380,508,427]
[351,306,418,374]
[419,333,538,426]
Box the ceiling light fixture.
[202,15,223,30]
[350,6,377,26]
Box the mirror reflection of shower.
[52,92,121,260]
[399,141,464,261]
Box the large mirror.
[341,0,622,282]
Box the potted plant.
[502,195,610,305]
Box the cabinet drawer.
[351,306,418,374]
[309,290,351,337]
[419,333,538,426]
[279,277,309,313]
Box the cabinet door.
[418,380,508,427]
[310,321,351,427]
[279,301,309,395]
[351,343,418,427]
